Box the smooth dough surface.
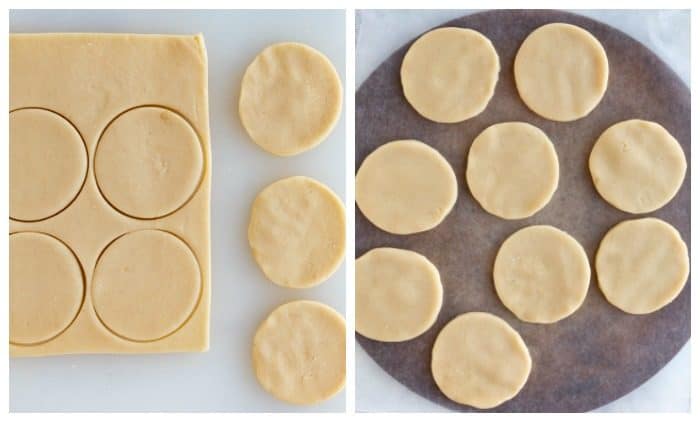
[401,27,500,123]
[431,312,531,409]
[248,176,345,288]
[596,218,688,314]
[252,300,346,405]
[466,122,558,219]
[494,225,590,324]
[239,42,342,156]
[355,140,457,235]
[589,119,686,214]
[514,23,608,121]
[355,247,443,342]
[10,108,87,221]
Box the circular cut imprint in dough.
[466,122,559,219]
[596,218,688,314]
[355,247,443,342]
[401,27,500,123]
[431,312,531,409]
[10,232,84,345]
[355,140,457,235]
[253,300,346,405]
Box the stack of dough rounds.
[400,27,500,123]
[355,248,443,342]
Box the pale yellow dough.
[589,119,686,214]
[248,176,345,288]
[239,42,342,156]
[355,247,443,342]
[514,23,608,121]
[431,312,531,409]
[494,225,590,324]
[355,140,457,235]
[401,27,500,123]
[596,218,688,314]
[252,300,346,405]
[466,122,559,219]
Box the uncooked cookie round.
[239,42,342,156]
[248,176,345,288]
[494,225,590,324]
[252,300,346,405]
[466,122,559,219]
[92,229,201,341]
[401,27,500,123]
[95,106,203,219]
[514,23,608,121]
[10,108,87,221]
[355,140,457,235]
[431,312,531,409]
[596,218,688,314]
[589,119,686,214]
[355,248,443,342]
[10,232,84,345]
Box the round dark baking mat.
[355,10,690,412]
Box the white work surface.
[355,9,690,413]
[9,9,346,412]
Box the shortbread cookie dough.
[589,120,686,214]
[432,312,531,409]
[401,27,500,123]
[514,23,608,121]
[596,218,688,314]
[239,42,342,156]
[248,176,345,288]
[356,140,457,235]
[494,225,590,323]
[466,122,559,219]
[356,248,443,342]
[10,232,84,345]
[252,300,346,405]
[10,108,87,221]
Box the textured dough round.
[10,108,87,221]
[355,248,443,342]
[252,300,346,405]
[239,42,342,156]
[466,122,558,219]
[514,23,608,121]
[248,176,345,288]
[95,106,203,219]
[596,218,688,314]
[355,140,457,235]
[92,230,201,341]
[589,119,686,214]
[400,27,499,123]
[431,312,531,409]
[494,225,590,324]
[10,232,84,345]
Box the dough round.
[589,119,686,214]
[400,27,500,123]
[92,229,201,341]
[355,140,457,235]
[10,108,87,221]
[514,23,608,121]
[10,232,84,345]
[252,300,346,405]
[494,225,590,324]
[466,122,559,219]
[431,312,531,409]
[248,176,345,288]
[95,106,203,219]
[239,42,342,156]
[355,248,443,342]
[596,218,688,314]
